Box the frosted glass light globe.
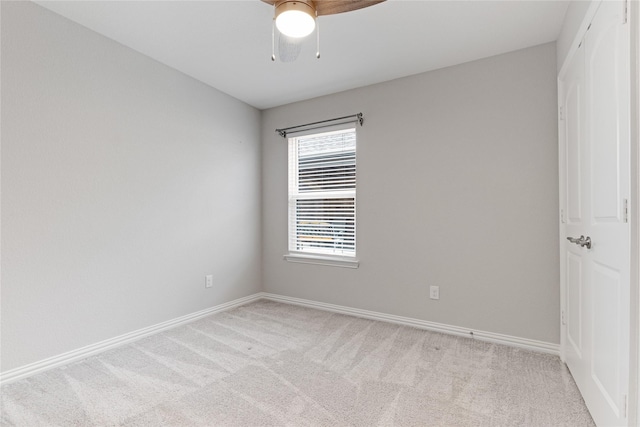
[276,9,315,38]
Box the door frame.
[632,0,639,423]
[557,0,639,425]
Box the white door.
[560,1,631,426]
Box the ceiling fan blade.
[260,0,386,16]
[316,0,386,16]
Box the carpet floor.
[1,300,594,426]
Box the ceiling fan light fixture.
[275,0,316,38]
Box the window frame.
[285,126,359,268]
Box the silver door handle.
[566,235,591,249]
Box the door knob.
[566,235,592,249]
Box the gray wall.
[1,2,262,371]
[262,43,560,344]
[1,1,561,373]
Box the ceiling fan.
[261,0,386,62]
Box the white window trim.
[285,126,358,267]
[284,252,359,269]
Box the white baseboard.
[260,293,560,356]
[1,291,559,385]
[0,293,263,385]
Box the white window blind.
[288,128,356,257]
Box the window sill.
[283,253,359,269]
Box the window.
[288,128,356,260]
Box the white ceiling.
[36,0,569,110]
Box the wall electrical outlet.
[205,275,213,288]
[429,286,440,300]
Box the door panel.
[592,262,622,416]
[567,251,583,357]
[588,2,626,223]
[565,53,584,224]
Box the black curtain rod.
[276,113,363,138]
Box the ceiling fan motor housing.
[275,0,317,19]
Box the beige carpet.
[1,300,594,426]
